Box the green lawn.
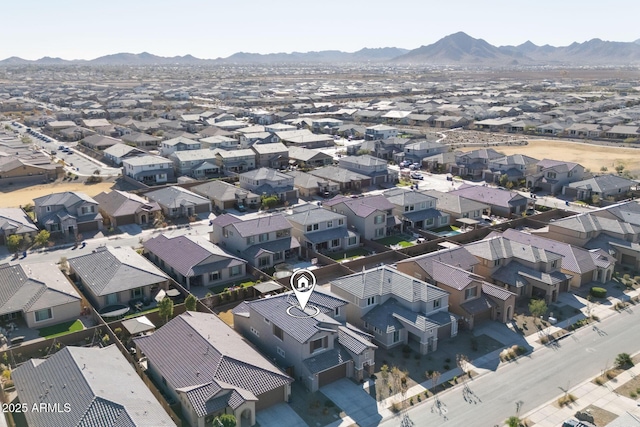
[38,319,84,339]
[123,307,159,319]
[326,248,370,261]
[209,280,256,295]
[374,235,415,247]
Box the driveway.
[320,378,382,427]
[255,403,307,427]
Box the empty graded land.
[458,139,640,176]
[0,181,115,208]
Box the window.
[34,308,52,323]
[465,287,477,300]
[373,326,382,334]
[246,236,255,245]
[493,259,501,267]
[273,325,284,341]
[313,223,319,231]
[209,271,220,282]
[364,321,369,329]
[264,317,270,324]
[332,239,340,247]
[375,228,385,238]
[374,214,385,224]
[274,252,282,261]
[106,293,118,305]
[426,218,434,226]
[250,326,260,337]
[547,172,556,179]
[392,330,400,343]
[230,265,241,276]
[327,220,333,228]
[276,229,290,238]
[259,256,270,267]
[338,219,344,226]
[277,347,285,358]
[463,212,469,218]
[348,236,357,246]
[259,233,269,243]
[366,296,376,306]
[306,225,312,232]
[130,287,144,299]
[310,337,328,353]
[334,307,340,317]
[46,206,51,212]
[551,260,557,268]
[433,299,441,308]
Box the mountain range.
[3,32,640,66]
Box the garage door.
[621,254,636,266]
[77,221,97,233]
[318,363,347,388]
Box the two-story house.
[169,149,219,178]
[251,142,289,168]
[238,168,298,202]
[527,159,586,195]
[307,166,371,192]
[562,174,635,202]
[365,124,398,140]
[159,136,201,156]
[144,234,246,290]
[286,170,339,199]
[210,214,300,268]
[396,246,517,328]
[400,140,447,164]
[338,155,395,185]
[330,266,455,354]
[483,154,540,185]
[285,204,359,253]
[103,143,145,166]
[191,180,260,211]
[144,186,212,219]
[122,155,175,185]
[199,135,238,150]
[34,191,102,237]
[422,190,489,227]
[287,146,333,168]
[215,149,256,173]
[323,194,400,240]
[383,187,443,231]
[465,236,571,303]
[450,184,529,217]
[233,289,376,391]
[450,148,505,180]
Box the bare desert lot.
[458,139,640,176]
[0,181,115,208]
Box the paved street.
[379,303,640,427]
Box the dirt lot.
[457,139,640,176]
[0,181,116,208]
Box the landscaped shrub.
[590,287,607,298]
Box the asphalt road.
[381,308,640,427]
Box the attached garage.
[621,253,636,267]
[77,221,99,233]
[318,363,347,388]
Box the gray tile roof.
[286,204,345,225]
[384,187,437,207]
[230,214,292,237]
[340,154,387,167]
[465,236,563,264]
[598,201,640,226]
[492,261,571,288]
[308,166,370,184]
[482,283,516,301]
[33,191,98,208]
[330,266,448,303]
[431,261,485,291]
[460,295,495,315]
[286,170,333,190]
[251,142,288,154]
[240,167,291,182]
[68,246,168,296]
[338,326,377,355]
[288,146,332,162]
[423,190,489,215]
[324,195,395,218]
[12,345,176,427]
[192,180,259,202]
[363,299,450,333]
[0,208,38,235]
[451,185,528,209]
[567,174,635,193]
[145,186,211,210]
[94,190,160,218]
[397,246,479,278]
[551,213,640,235]
[303,348,352,375]
[243,236,300,259]
[0,262,80,317]
[134,312,292,408]
[144,234,245,278]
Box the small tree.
[6,234,22,253]
[158,297,174,324]
[615,164,625,174]
[528,299,548,324]
[185,294,197,311]
[615,353,634,369]
[215,414,236,427]
[34,230,50,247]
[600,166,608,172]
[507,416,521,427]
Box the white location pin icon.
[290,269,317,310]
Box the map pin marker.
[290,269,317,310]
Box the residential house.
[338,155,395,185]
[33,191,102,237]
[565,123,606,138]
[123,155,175,185]
[323,195,400,240]
[191,180,260,211]
[0,262,82,328]
[169,149,220,178]
[68,246,170,311]
[144,234,246,290]
[422,151,458,174]
[562,175,635,201]
[240,132,278,148]
[401,140,447,164]
[604,125,640,139]
[94,190,161,228]
[13,346,176,427]
[134,312,293,427]
[527,159,586,194]
[144,186,211,219]
[489,229,615,288]
[160,136,201,156]
[287,146,333,168]
[330,266,455,354]
[365,124,398,140]
[210,214,300,268]
[238,168,298,202]
[465,236,571,303]
[483,154,540,184]
[450,184,529,217]
[450,148,505,180]
[251,142,289,168]
[286,170,339,198]
[215,149,256,173]
[285,204,359,253]
[0,157,63,185]
[383,187,444,231]
[122,131,160,148]
[81,134,121,150]
[433,116,469,129]
[0,208,38,246]
[422,190,489,227]
[103,143,145,166]
[396,247,516,328]
[199,135,238,150]
[276,129,334,148]
[233,289,376,392]
[308,166,371,192]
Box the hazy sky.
[3,0,639,60]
